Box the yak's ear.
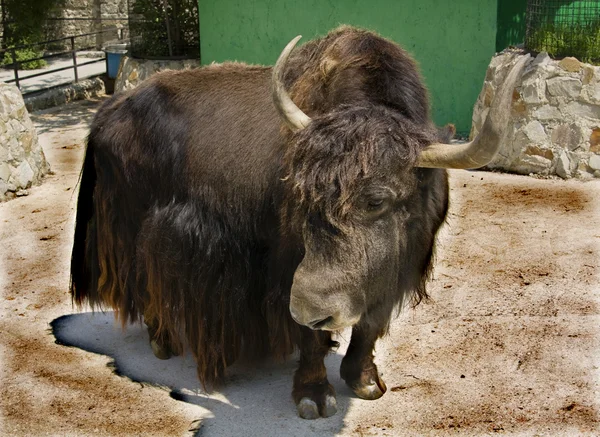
[272,36,312,132]
[436,124,456,143]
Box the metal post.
[71,36,79,82]
[11,48,19,89]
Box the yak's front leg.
[293,328,337,419]
[340,321,387,400]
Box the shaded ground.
[1,98,599,436]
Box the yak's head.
[273,35,528,331]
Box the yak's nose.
[289,296,335,330]
[307,316,334,330]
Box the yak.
[70,26,527,419]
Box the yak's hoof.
[348,374,387,400]
[150,339,172,360]
[296,395,337,419]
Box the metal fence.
[128,0,198,59]
[1,28,123,94]
[525,0,600,64]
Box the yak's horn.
[272,35,312,131]
[417,55,529,169]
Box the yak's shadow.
[51,312,353,436]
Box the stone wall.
[115,56,200,93]
[46,0,127,50]
[471,50,600,179]
[0,84,50,201]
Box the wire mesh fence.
[525,0,600,64]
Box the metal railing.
[1,28,124,94]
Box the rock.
[556,151,571,178]
[582,66,595,85]
[590,128,600,153]
[562,101,600,120]
[559,57,582,72]
[546,77,582,99]
[589,154,600,171]
[16,189,29,197]
[0,162,11,181]
[0,83,49,201]
[514,154,552,175]
[533,105,562,120]
[470,51,599,180]
[523,121,547,144]
[525,145,554,161]
[580,81,600,105]
[531,52,551,69]
[521,79,547,104]
[551,124,584,151]
[14,160,34,188]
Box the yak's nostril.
[308,316,334,330]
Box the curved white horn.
[272,35,312,131]
[417,55,530,169]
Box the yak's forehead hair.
[284,105,436,218]
[284,25,430,125]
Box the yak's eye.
[367,198,385,210]
[361,189,396,217]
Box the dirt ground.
[1,98,599,436]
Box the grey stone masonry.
[471,50,600,179]
[114,56,201,93]
[0,83,50,201]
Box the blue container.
[105,44,128,79]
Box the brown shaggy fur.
[71,26,449,401]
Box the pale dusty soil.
[1,98,599,437]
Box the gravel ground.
[1,97,599,436]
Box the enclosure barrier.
[0,28,123,94]
[525,0,600,64]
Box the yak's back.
[89,63,285,211]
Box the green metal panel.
[496,0,527,51]
[198,0,498,134]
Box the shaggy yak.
[71,26,527,419]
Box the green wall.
[198,0,498,134]
[496,0,527,51]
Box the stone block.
[581,81,600,104]
[582,66,595,85]
[589,154,600,171]
[522,120,547,144]
[556,151,571,179]
[559,57,582,72]
[525,145,554,161]
[515,154,552,175]
[533,105,562,120]
[563,101,600,120]
[521,79,547,104]
[590,128,600,153]
[551,123,584,151]
[546,77,582,99]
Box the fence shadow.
[30,97,104,135]
[51,312,352,436]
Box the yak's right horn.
[417,55,530,169]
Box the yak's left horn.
[417,55,530,169]
[272,35,312,131]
